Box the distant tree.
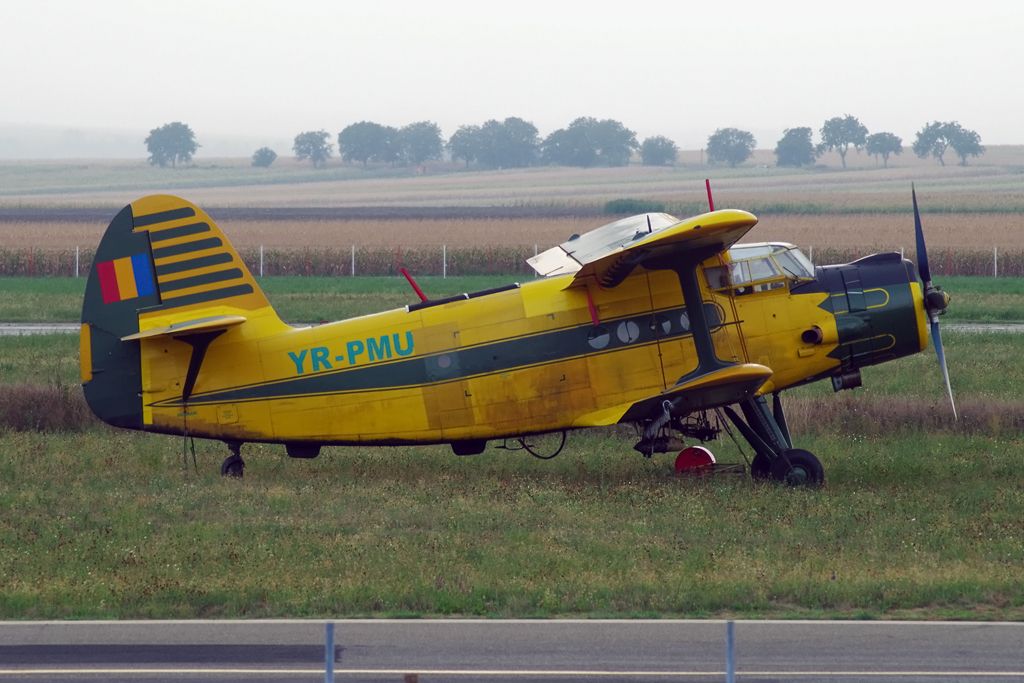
[338,121,392,166]
[865,132,902,168]
[399,121,443,165]
[773,127,816,167]
[292,130,332,167]
[542,117,638,167]
[144,122,198,168]
[706,127,756,167]
[541,123,596,167]
[448,125,482,168]
[914,121,984,167]
[640,136,679,166]
[946,122,985,166]
[476,117,540,168]
[251,146,277,168]
[819,115,868,169]
[912,121,950,166]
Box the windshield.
[706,242,815,291]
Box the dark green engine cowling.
[795,252,926,385]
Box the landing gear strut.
[724,394,824,487]
[221,441,245,478]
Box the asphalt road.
[1,619,1022,682]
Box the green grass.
[942,275,1024,322]
[0,428,1020,619]
[0,275,517,323]
[0,274,1019,323]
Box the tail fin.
[80,194,284,428]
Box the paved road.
[0,619,1022,682]
[4,322,1024,336]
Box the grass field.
[1,321,1022,618]
[0,275,1018,324]
[0,428,1020,619]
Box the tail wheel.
[769,448,824,487]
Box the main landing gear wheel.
[769,448,824,487]
[221,442,245,478]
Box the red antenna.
[399,267,428,302]
[705,178,715,212]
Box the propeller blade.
[912,184,932,286]
[930,319,957,420]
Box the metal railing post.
[443,244,447,279]
[325,621,335,683]
[75,246,80,278]
[259,245,264,278]
[351,245,356,277]
[725,620,735,683]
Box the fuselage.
[132,253,927,446]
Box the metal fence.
[0,246,1020,278]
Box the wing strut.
[676,259,732,382]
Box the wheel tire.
[750,453,772,480]
[221,454,245,478]
[769,448,824,487]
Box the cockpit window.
[705,242,815,293]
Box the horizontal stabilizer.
[120,314,246,341]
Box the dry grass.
[0,383,92,431]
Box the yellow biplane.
[80,190,952,485]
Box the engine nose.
[815,252,926,371]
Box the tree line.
[143,115,984,171]
[768,116,985,169]
[286,117,678,170]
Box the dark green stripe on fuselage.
[149,303,723,408]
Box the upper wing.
[528,209,758,288]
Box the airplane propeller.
[912,185,957,420]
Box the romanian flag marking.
[97,253,156,304]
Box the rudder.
[80,195,283,429]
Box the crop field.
[2,148,1024,211]
[2,213,1023,251]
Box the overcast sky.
[1,0,1021,154]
